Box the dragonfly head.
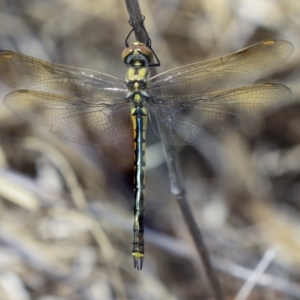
[122,42,153,66]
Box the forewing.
[0,50,125,90]
[148,84,291,144]
[149,40,293,96]
[0,51,131,146]
[4,82,131,146]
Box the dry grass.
[0,0,300,299]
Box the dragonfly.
[0,37,293,270]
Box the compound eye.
[136,45,153,62]
[122,47,134,62]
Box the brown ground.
[0,0,299,299]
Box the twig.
[163,143,224,300]
[213,254,300,298]
[234,248,277,300]
[124,0,149,49]
[123,1,224,299]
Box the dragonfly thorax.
[125,54,150,103]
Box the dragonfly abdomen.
[131,104,148,270]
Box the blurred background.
[0,0,299,299]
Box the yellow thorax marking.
[132,252,144,258]
[126,66,148,81]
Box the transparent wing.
[148,84,291,144]
[0,51,131,146]
[149,40,294,96]
[0,50,125,90]
[4,81,131,146]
